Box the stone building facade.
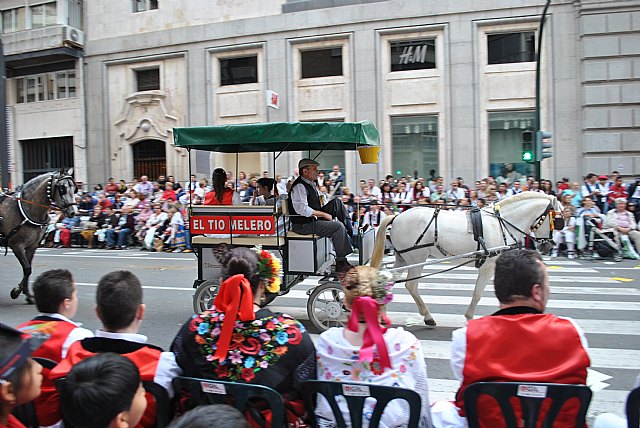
[2,0,639,188]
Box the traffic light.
[521,130,534,162]
[536,130,553,161]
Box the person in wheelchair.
[171,246,315,415]
[431,250,590,428]
[315,266,433,428]
[551,208,577,259]
[604,198,640,259]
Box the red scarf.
[212,274,255,361]
[347,296,392,371]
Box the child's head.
[168,405,249,428]
[96,271,144,332]
[32,269,78,317]
[0,323,44,416]
[59,353,146,428]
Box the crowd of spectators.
[41,166,640,261]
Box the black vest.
[287,177,321,224]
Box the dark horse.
[0,169,78,303]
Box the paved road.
[0,247,638,421]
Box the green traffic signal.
[522,151,534,162]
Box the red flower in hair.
[241,368,255,381]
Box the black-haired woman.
[171,246,315,395]
[204,168,241,205]
[250,178,279,206]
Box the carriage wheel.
[193,280,219,313]
[307,282,349,332]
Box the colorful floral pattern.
[317,341,420,386]
[190,309,305,381]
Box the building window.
[15,70,76,103]
[301,48,343,79]
[136,68,160,92]
[487,32,535,65]
[390,39,436,72]
[133,140,166,180]
[30,2,57,29]
[489,111,535,180]
[391,116,438,179]
[22,137,74,183]
[134,0,158,12]
[220,56,258,86]
[2,7,25,33]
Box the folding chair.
[463,382,592,428]
[627,386,640,428]
[172,376,286,427]
[301,380,422,428]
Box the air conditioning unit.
[63,26,84,47]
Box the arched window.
[132,140,166,181]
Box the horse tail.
[370,214,396,268]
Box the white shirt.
[292,176,322,217]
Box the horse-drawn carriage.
[172,121,381,331]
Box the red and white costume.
[17,315,93,427]
[431,307,590,428]
[49,330,182,428]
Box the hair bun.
[227,256,252,277]
[212,244,232,266]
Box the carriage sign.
[190,215,275,235]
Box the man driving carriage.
[287,158,354,273]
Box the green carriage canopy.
[173,121,380,153]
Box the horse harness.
[0,173,77,250]
[391,201,562,276]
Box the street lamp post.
[534,0,552,179]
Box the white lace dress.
[315,327,432,428]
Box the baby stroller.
[582,217,623,262]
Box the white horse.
[370,192,563,326]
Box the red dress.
[204,189,234,205]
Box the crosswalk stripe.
[418,264,598,273]
[274,306,639,336]
[409,283,640,296]
[281,289,640,311]
[390,272,621,283]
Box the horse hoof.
[10,288,20,299]
[25,295,34,305]
[424,318,437,327]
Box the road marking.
[611,277,634,282]
[282,289,640,311]
[77,282,194,291]
[411,283,640,296]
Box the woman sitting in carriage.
[204,168,241,206]
[171,246,315,423]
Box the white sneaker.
[550,251,558,258]
[568,253,575,259]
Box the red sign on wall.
[190,216,276,235]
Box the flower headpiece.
[372,270,394,305]
[253,246,282,293]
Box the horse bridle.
[16,173,78,227]
[495,200,564,247]
[47,174,78,211]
